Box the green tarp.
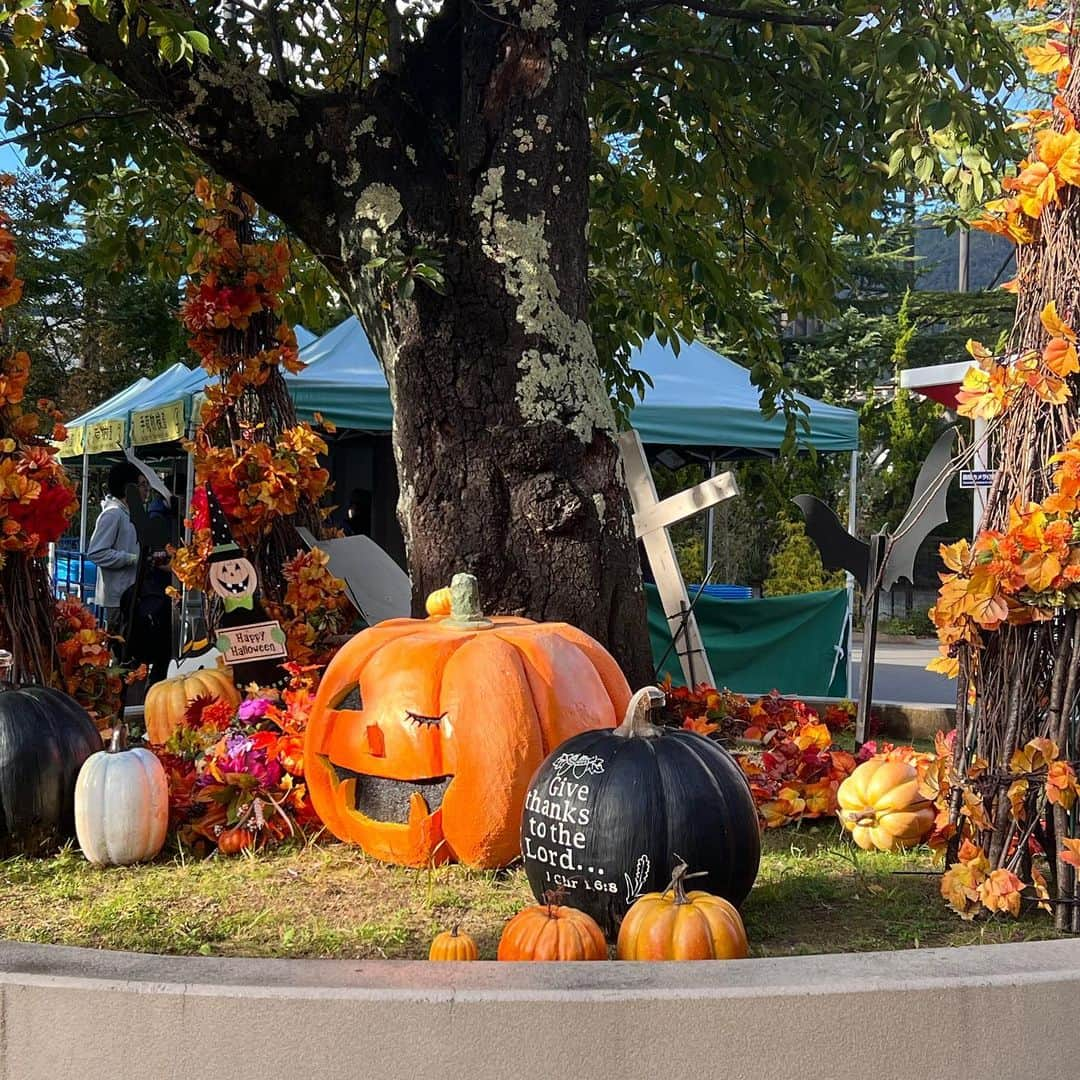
[647,585,849,698]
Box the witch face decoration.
[209,557,258,610]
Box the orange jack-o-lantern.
[305,573,631,868]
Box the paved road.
[851,638,953,706]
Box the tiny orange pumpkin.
[836,757,935,852]
[429,925,479,961]
[497,899,607,961]
[616,862,749,961]
[218,826,255,855]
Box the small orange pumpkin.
[836,757,935,852]
[429,925,479,961]
[497,900,608,961]
[218,826,255,855]
[425,588,452,616]
[305,572,631,869]
[144,667,241,745]
[616,862,749,961]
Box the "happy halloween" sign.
[216,622,287,666]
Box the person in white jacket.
[86,461,146,645]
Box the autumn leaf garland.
[170,181,348,668]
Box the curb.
[802,696,955,741]
[0,938,1076,1079]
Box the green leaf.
[158,32,183,64]
[184,30,211,56]
[922,100,952,130]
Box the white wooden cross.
[618,429,738,688]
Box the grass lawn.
[0,823,1063,960]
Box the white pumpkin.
[74,725,169,866]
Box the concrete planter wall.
[0,937,1076,1079]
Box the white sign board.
[217,622,287,667]
[960,469,995,490]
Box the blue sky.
[0,140,27,175]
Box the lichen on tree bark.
[74,0,654,681]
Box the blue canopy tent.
[64,363,195,448]
[62,325,318,454]
[62,367,191,556]
[63,375,152,439]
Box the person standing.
[86,461,144,648]
[128,487,174,686]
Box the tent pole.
[846,449,858,699]
[705,456,717,577]
[79,447,90,606]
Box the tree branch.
[0,109,151,147]
[71,3,341,262]
[601,1,842,28]
[385,0,403,72]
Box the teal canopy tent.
[629,336,858,454]
[61,317,858,456]
[288,316,394,430]
[285,316,859,454]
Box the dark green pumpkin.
[0,687,102,855]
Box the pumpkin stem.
[615,686,666,739]
[542,887,566,916]
[450,923,460,938]
[108,723,128,753]
[441,573,494,630]
[665,858,707,905]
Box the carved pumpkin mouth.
[324,756,453,824]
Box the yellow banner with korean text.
[55,424,85,459]
[130,399,185,446]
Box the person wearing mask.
[86,461,145,648]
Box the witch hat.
[205,487,242,564]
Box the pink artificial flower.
[238,697,272,722]
[856,740,878,763]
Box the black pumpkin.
[0,686,103,856]
[521,686,760,937]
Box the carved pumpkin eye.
[332,684,363,711]
[406,711,445,728]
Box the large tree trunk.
[331,3,653,682]
[76,0,654,683]
[349,268,650,679]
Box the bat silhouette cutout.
[793,427,957,590]
[792,495,870,586]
